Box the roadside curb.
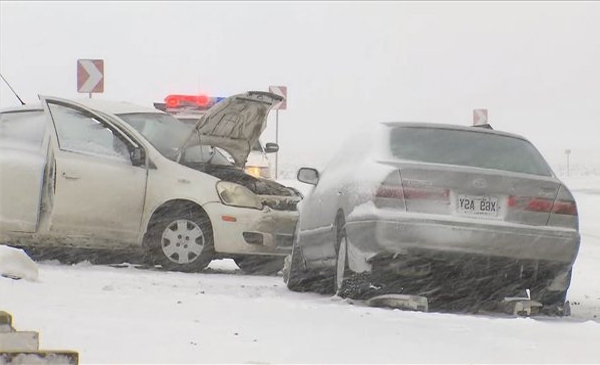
[0,311,78,365]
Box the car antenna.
[0,73,25,105]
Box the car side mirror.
[264,142,279,153]
[130,147,145,166]
[297,167,319,185]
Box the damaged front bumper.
[204,201,298,256]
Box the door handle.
[61,171,80,180]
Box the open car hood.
[178,91,283,167]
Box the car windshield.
[118,112,191,160]
[117,111,234,166]
[389,127,553,177]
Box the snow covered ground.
[1,174,599,364]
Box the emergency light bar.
[158,94,227,111]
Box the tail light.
[376,185,449,201]
[508,196,577,216]
[375,184,405,210]
[403,186,450,202]
[374,171,450,210]
[375,185,404,199]
[375,185,450,203]
[551,200,577,216]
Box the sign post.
[77,59,104,98]
[565,149,571,176]
[269,86,287,179]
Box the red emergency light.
[164,94,210,108]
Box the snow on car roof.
[0,104,43,113]
[75,99,164,115]
[381,121,527,141]
[0,99,164,116]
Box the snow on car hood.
[179,91,283,168]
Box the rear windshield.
[389,127,553,177]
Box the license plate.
[457,195,499,217]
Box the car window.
[0,110,46,152]
[48,102,131,162]
[389,127,553,177]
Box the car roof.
[74,99,164,115]
[0,104,43,113]
[0,99,164,116]
[172,112,205,119]
[381,121,528,141]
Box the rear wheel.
[234,256,285,275]
[532,289,570,316]
[530,269,572,316]
[146,206,214,272]
[333,214,369,299]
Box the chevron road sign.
[473,109,488,126]
[268,85,287,110]
[77,59,104,94]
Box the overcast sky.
[1,1,599,172]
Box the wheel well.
[145,200,211,243]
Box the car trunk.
[395,164,562,226]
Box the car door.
[41,97,148,244]
[0,108,49,232]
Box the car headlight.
[216,181,263,210]
[245,166,271,179]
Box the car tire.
[286,242,309,291]
[234,256,284,275]
[530,269,572,317]
[333,215,374,300]
[286,235,334,293]
[333,213,356,298]
[146,207,214,272]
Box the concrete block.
[0,312,78,364]
[0,351,78,365]
[0,332,39,352]
[0,313,11,327]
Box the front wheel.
[334,234,349,296]
[234,256,285,275]
[146,207,214,272]
[287,236,333,293]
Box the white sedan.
[0,91,301,274]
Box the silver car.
[286,122,580,315]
